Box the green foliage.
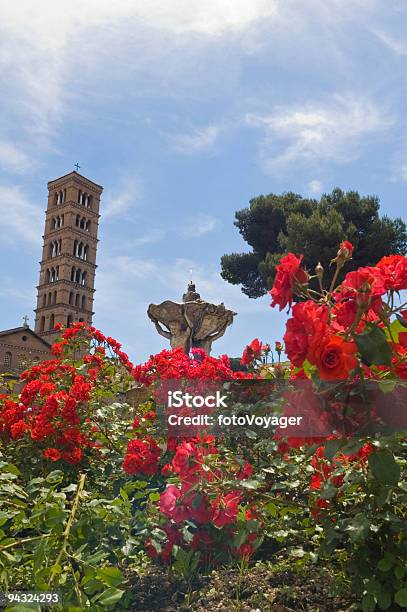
[221,188,406,297]
[0,391,156,612]
[317,439,407,611]
[355,327,393,367]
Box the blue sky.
[0,0,406,362]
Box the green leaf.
[396,314,407,328]
[396,566,406,580]
[377,380,396,395]
[45,470,64,484]
[148,492,160,502]
[94,587,125,607]
[362,593,376,611]
[0,463,20,476]
[355,327,392,366]
[376,589,392,610]
[240,479,261,489]
[368,450,400,486]
[323,438,343,460]
[386,319,407,342]
[395,588,407,607]
[97,567,123,587]
[378,554,395,572]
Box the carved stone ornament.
[147,282,236,354]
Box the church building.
[0,170,103,376]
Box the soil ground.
[128,560,354,611]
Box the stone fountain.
[147,282,236,355]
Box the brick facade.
[34,171,103,344]
[0,327,52,376]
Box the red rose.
[270,253,308,311]
[184,491,212,523]
[123,436,161,476]
[376,255,407,291]
[284,301,329,367]
[211,491,240,527]
[310,335,358,380]
[337,240,354,259]
[335,266,386,309]
[10,420,28,439]
[43,448,62,461]
[159,485,187,523]
[63,447,83,464]
[241,338,263,365]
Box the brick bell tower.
[34,171,103,343]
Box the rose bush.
[0,243,406,610]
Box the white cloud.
[246,93,393,173]
[397,163,407,181]
[102,179,142,219]
[130,229,166,246]
[308,180,323,196]
[171,125,220,154]
[0,185,42,245]
[374,30,407,57]
[104,256,159,280]
[0,142,32,174]
[178,214,218,237]
[0,0,278,141]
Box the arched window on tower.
[71,267,76,282]
[75,268,82,284]
[81,271,87,286]
[73,240,78,257]
[4,352,12,369]
[46,269,51,283]
[75,293,79,307]
[49,314,55,330]
[42,294,46,307]
[53,291,57,305]
[40,316,45,332]
[47,292,52,306]
[78,192,91,207]
[67,314,73,327]
[69,291,73,305]
[81,295,86,310]
[85,220,90,232]
[83,245,88,261]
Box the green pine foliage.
[221,188,406,297]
